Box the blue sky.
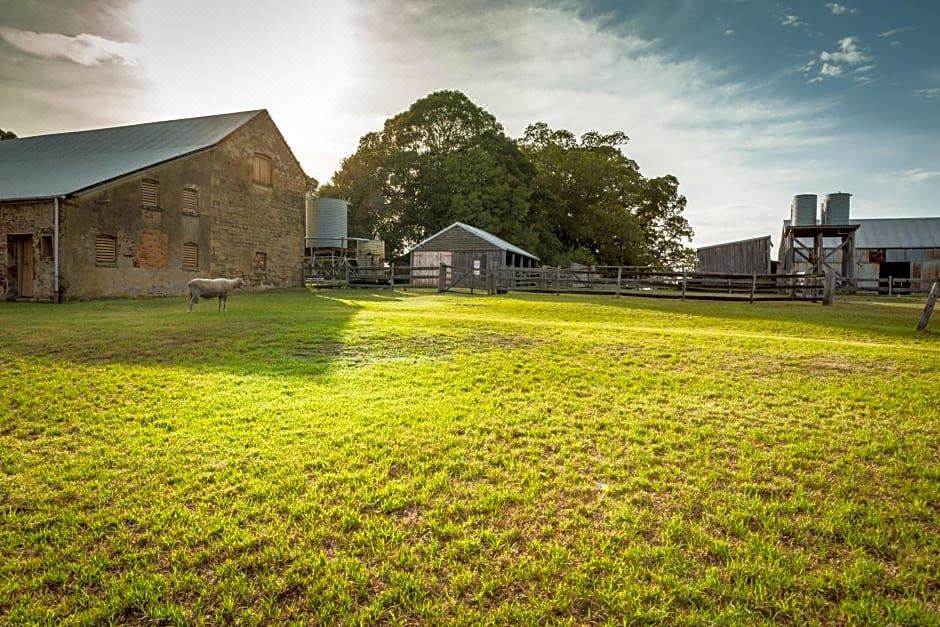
[0,0,937,248]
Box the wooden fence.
[303,260,829,303]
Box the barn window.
[254,251,267,271]
[181,188,198,214]
[252,153,272,186]
[182,242,199,270]
[40,236,53,258]
[141,179,159,208]
[95,234,117,264]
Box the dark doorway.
[7,234,36,298]
[879,261,910,294]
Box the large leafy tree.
[0,129,17,140]
[320,91,538,259]
[520,122,693,267]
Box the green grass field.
[1,289,938,624]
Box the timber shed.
[0,110,306,301]
[696,235,773,274]
[406,222,538,285]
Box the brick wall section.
[208,111,306,288]
[0,201,56,299]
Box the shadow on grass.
[0,288,364,378]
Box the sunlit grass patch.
[1,289,938,623]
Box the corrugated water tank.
[791,194,817,226]
[821,192,851,224]
[305,196,348,248]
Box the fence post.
[488,268,497,295]
[917,281,938,331]
[750,273,757,304]
[823,268,836,305]
[389,263,395,290]
[681,270,687,301]
[438,263,446,293]
[616,266,622,298]
[888,276,893,297]
[555,266,561,295]
[344,259,350,288]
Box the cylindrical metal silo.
[791,194,817,226]
[306,197,348,248]
[821,192,851,225]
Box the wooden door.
[13,235,34,297]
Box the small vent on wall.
[95,235,117,264]
[141,179,159,207]
[181,188,198,214]
[182,242,199,270]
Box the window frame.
[95,234,118,265]
[141,179,160,208]
[251,153,273,187]
[182,242,199,271]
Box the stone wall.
[61,151,214,299]
[208,111,307,288]
[0,201,56,300]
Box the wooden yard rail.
[303,260,829,303]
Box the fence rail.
[303,260,829,302]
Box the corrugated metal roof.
[405,222,539,259]
[850,217,940,248]
[0,110,262,201]
[782,217,940,249]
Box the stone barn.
[406,222,539,286]
[0,110,307,301]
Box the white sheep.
[187,277,245,313]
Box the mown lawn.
[1,289,938,624]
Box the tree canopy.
[322,91,694,267]
[0,129,17,140]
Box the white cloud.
[877,26,913,38]
[914,88,940,101]
[781,15,803,27]
[723,29,735,36]
[826,3,855,15]
[820,36,869,65]
[900,168,940,182]
[814,36,872,81]
[0,26,138,66]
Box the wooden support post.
[917,281,938,331]
[389,263,395,290]
[888,276,893,297]
[555,266,561,295]
[438,263,446,293]
[344,260,350,288]
[616,266,622,298]
[823,267,836,305]
[488,268,497,295]
[750,273,757,304]
[681,270,687,301]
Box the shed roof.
[851,217,940,249]
[0,110,262,201]
[696,235,772,252]
[782,217,940,249]
[406,222,539,260]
